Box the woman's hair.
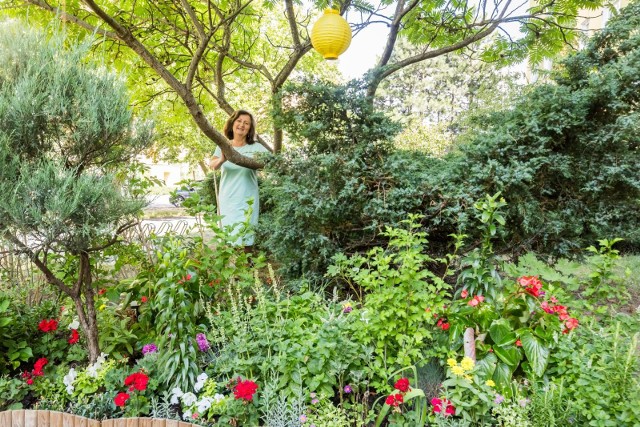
[223,110,256,144]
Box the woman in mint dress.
[211,110,269,249]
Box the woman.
[210,110,269,249]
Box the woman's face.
[233,114,252,140]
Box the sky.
[335,23,389,79]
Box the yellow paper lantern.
[310,9,352,60]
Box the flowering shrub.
[233,378,259,402]
[446,274,579,394]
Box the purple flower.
[311,398,319,404]
[344,385,352,394]
[494,394,505,404]
[299,414,307,423]
[142,343,158,355]
[196,333,210,352]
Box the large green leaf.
[493,345,521,367]
[520,330,550,377]
[492,362,513,396]
[475,352,498,379]
[489,319,517,346]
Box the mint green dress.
[214,143,269,246]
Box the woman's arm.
[210,152,226,170]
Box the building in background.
[138,154,206,187]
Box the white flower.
[68,319,80,330]
[63,368,76,395]
[196,397,214,413]
[170,387,184,404]
[182,409,192,420]
[213,393,225,404]
[86,364,99,378]
[194,372,208,392]
[181,392,197,406]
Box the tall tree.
[0,22,153,362]
[3,0,603,168]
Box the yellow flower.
[99,304,106,311]
[460,357,475,371]
[451,366,465,376]
[485,380,496,387]
[464,375,473,382]
[447,358,458,368]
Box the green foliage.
[432,2,640,256]
[542,318,640,426]
[0,375,28,410]
[328,215,451,388]
[262,79,442,283]
[205,278,371,399]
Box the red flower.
[540,301,554,314]
[98,288,107,295]
[565,318,579,330]
[518,276,544,298]
[436,318,450,330]
[33,358,48,376]
[26,378,34,385]
[233,379,259,401]
[394,378,410,392]
[431,397,455,416]
[68,329,80,345]
[124,372,149,392]
[460,289,469,298]
[114,392,130,407]
[140,296,148,303]
[385,393,404,407]
[186,274,192,281]
[515,339,522,347]
[38,319,59,333]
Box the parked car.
[169,181,202,207]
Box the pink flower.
[540,301,554,314]
[518,276,544,298]
[565,318,579,331]
[394,378,410,392]
[186,274,192,281]
[515,339,522,347]
[460,289,469,298]
[468,295,484,307]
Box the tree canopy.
[1,0,605,168]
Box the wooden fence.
[0,411,199,427]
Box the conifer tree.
[0,22,153,362]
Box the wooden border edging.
[0,411,198,427]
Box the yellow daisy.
[460,357,475,371]
[485,380,496,387]
[447,358,458,368]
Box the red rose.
[68,329,80,344]
[394,377,410,392]
[114,392,130,407]
[233,379,259,401]
[124,372,149,392]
